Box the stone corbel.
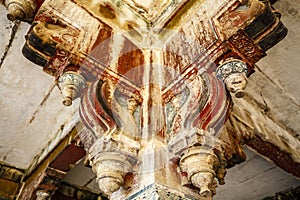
[175,128,228,200]
[216,59,249,98]
[58,71,86,106]
[180,146,219,200]
[84,130,140,197]
[91,152,133,197]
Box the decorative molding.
[229,30,266,64]
[180,146,219,199]
[58,71,86,106]
[0,164,24,182]
[0,164,24,199]
[5,0,37,22]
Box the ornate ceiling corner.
[1,0,291,199]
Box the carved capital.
[91,152,133,196]
[180,146,220,199]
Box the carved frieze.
[0,164,24,182]
[0,164,24,199]
[214,0,265,39]
[229,31,266,65]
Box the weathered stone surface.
[231,96,300,164]
[215,148,300,200]
[0,22,52,167]
[246,0,300,139]
[0,21,79,170]
[0,4,17,68]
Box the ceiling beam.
[17,123,86,199]
[246,134,300,177]
[229,96,300,178]
[262,184,300,199]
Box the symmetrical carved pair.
[3,0,287,199]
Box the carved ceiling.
[0,0,300,199]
